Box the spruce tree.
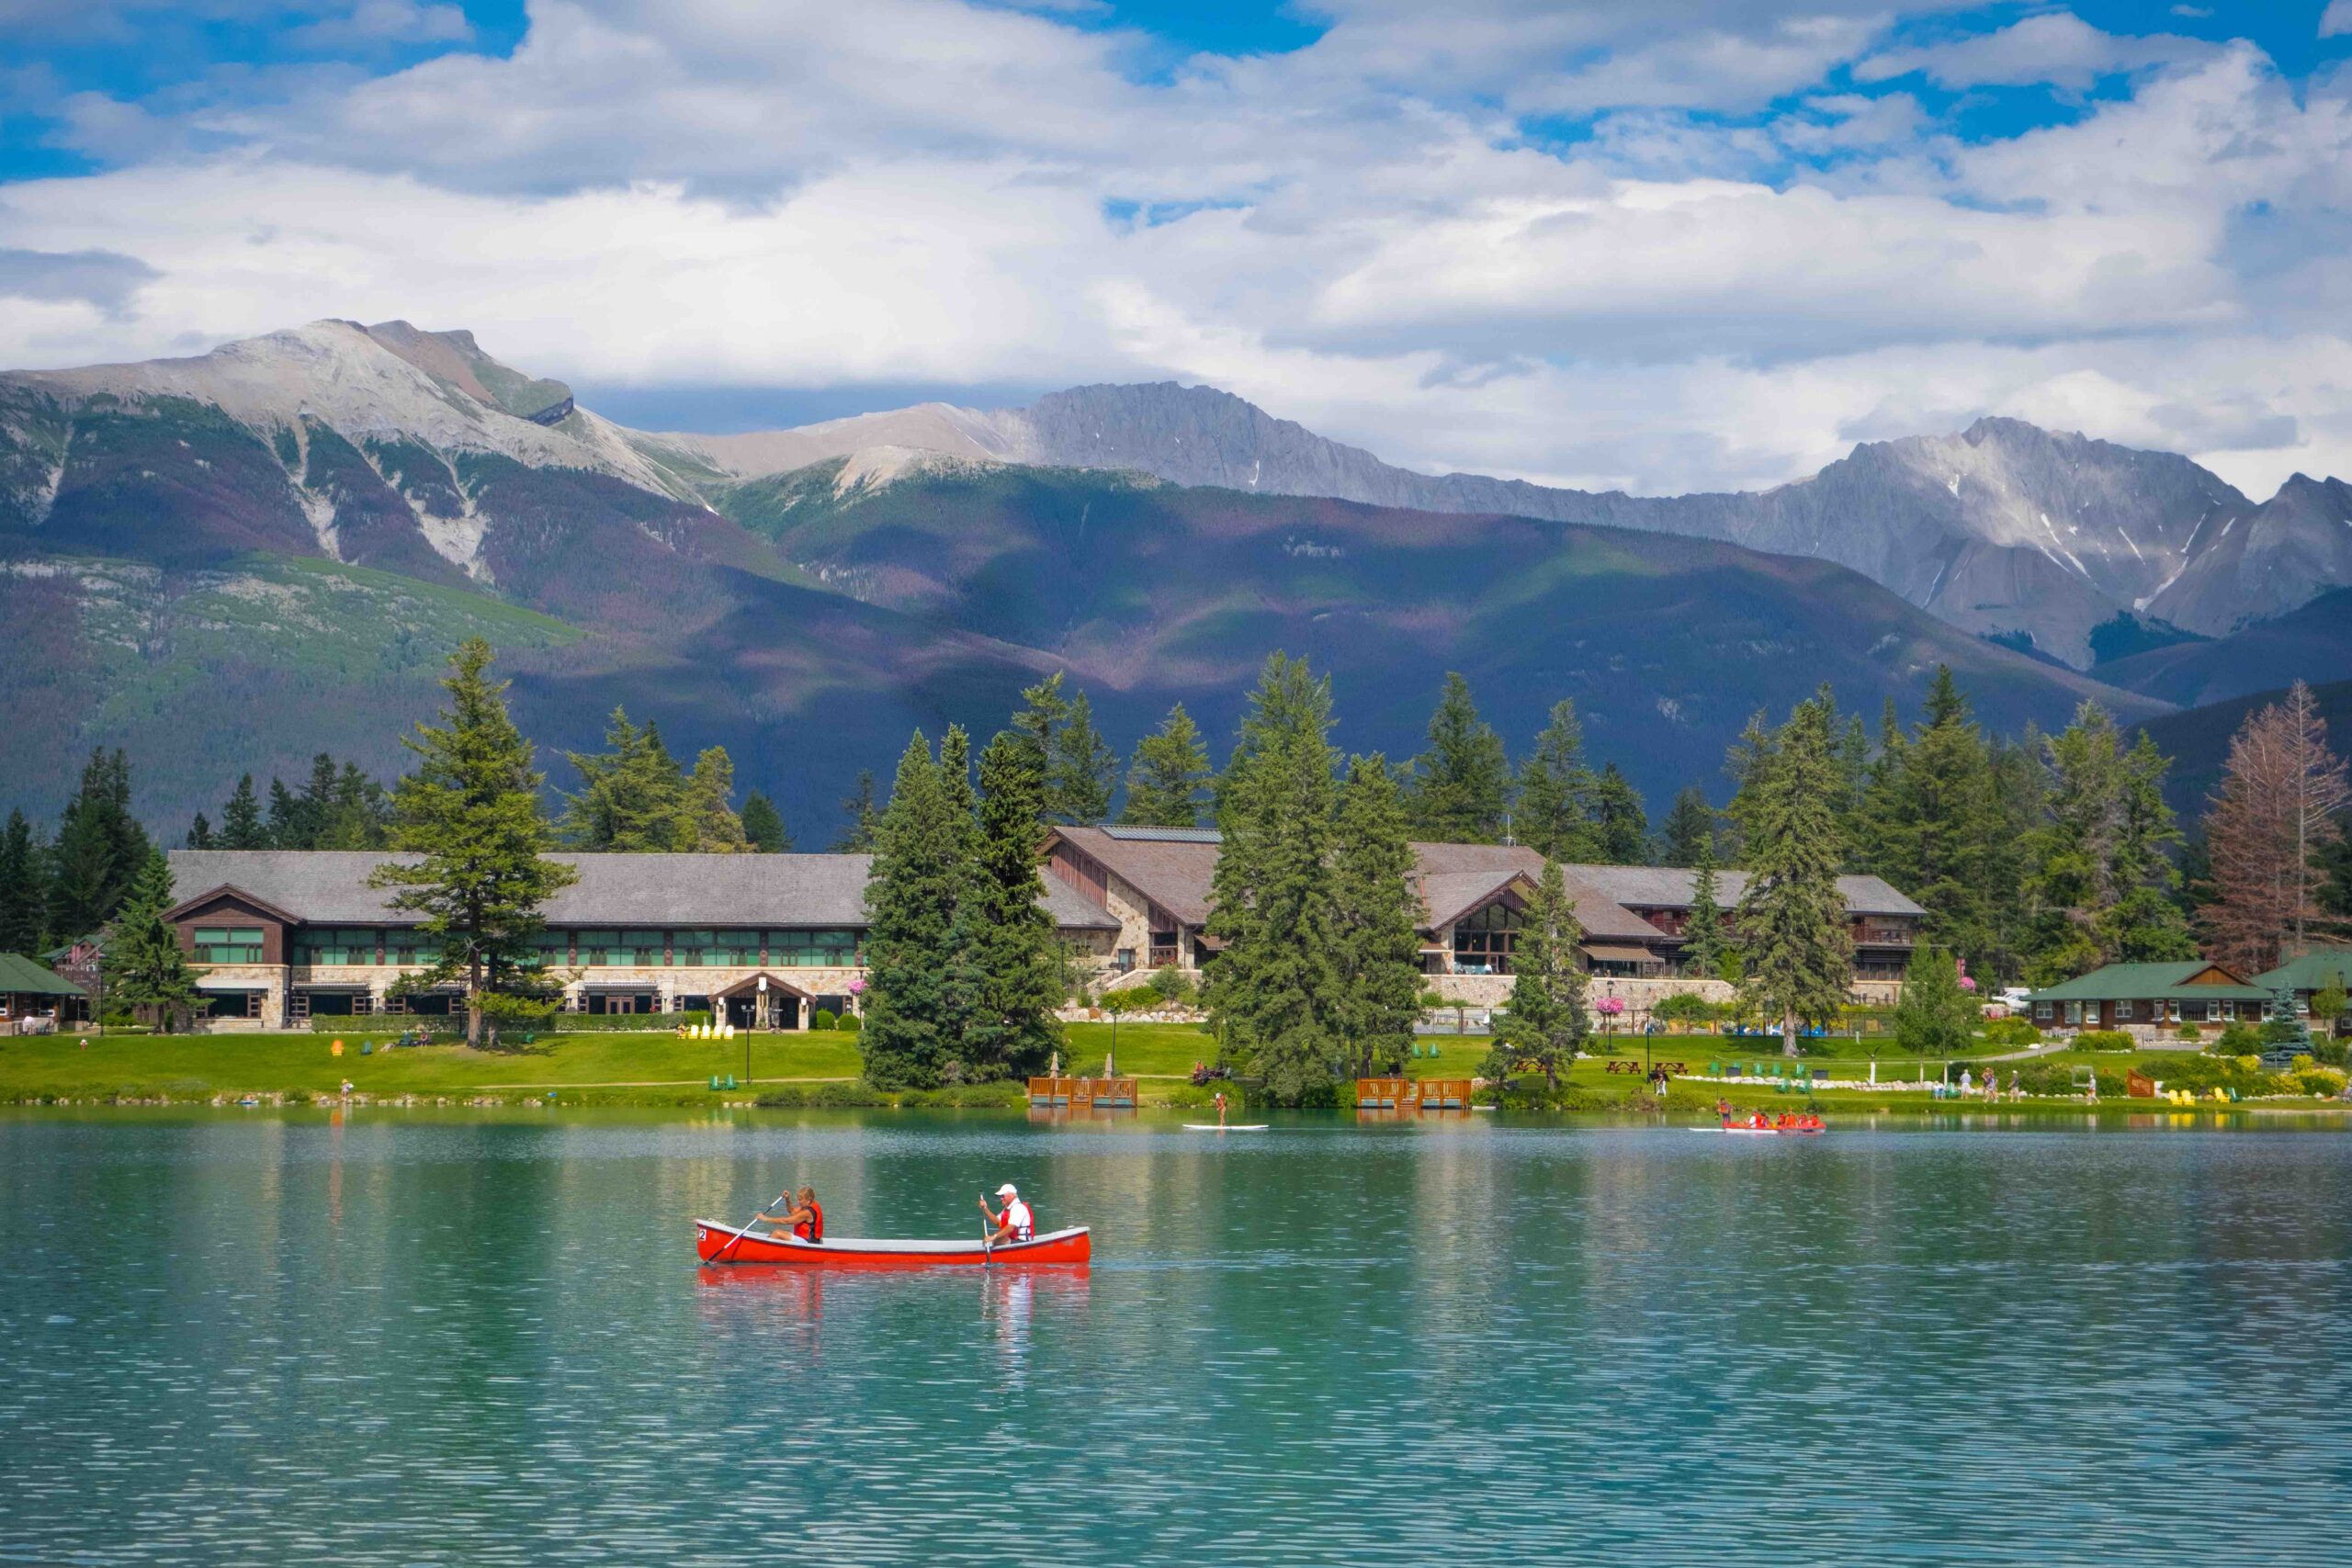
[1732,695,1855,1055]
[1892,944,1977,1062]
[1120,704,1211,828]
[1682,831,1727,979]
[1514,699,1600,862]
[1487,860,1589,1087]
[563,707,687,851]
[1050,692,1118,825]
[1204,653,1343,1103]
[675,747,750,852]
[832,770,882,852]
[0,809,47,955]
[1593,762,1648,864]
[106,851,203,1032]
[292,752,340,848]
[1655,786,1717,867]
[859,734,966,1089]
[219,774,267,850]
[186,813,214,851]
[49,750,149,940]
[964,732,1065,1079]
[1330,755,1424,1077]
[1407,671,1510,841]
[2023,702,2195,982]
[316,761,390,851]
[266,777,303,848]
[741,791,789,852]
[1013,672,1072,770]
[368,638,577,1049]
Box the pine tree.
[1407,671,1510,841]
[291,752,340,848]
[368,639,577,1049]
[562,707,687,851]
[963,731,1065,1079]
[1732,695,1855,1055]
[105,851,202,1032]
[266,777,303,848]
[1487,860,1589,1087]
[1864,668,2002,974]
[859,734,967,1089]
[1330,755,1424,1077]
[1120,704,1211,828]
[1012,672,1072,771]
[1050,691,1118,824]
[1204,653,1343,1103]
[186,813,214,850]
[219,774,267,850]
[1682,831,1727,979]
[0,809,48,955]
[1515,699,1600,862]
[1593,763,1647,864]
[2022,702,2195,982]
[675,747,750,852]
[832,770,882,852]
[1892,944,1977,1061]
[48,750,149,940]
[1655,785,1717,867]
[2200,681,2352,972]
[315,761,390,851]
[741,791,790,852]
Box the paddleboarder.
[1214,1089,1227,1128]
[979,1183,1035,1245]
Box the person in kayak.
[979,1182,1035,1245]
[762,1187,823,1244]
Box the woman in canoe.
[762,1187,823,1245]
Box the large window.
[624,930,664,965]
[1452,905,1522,975]
[293,928,377,965]
[677,929,761,966]
[575,930,620,966]
[770,929,860,967]
[522,931,571,971]
[193,927,265,964]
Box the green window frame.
[576,930,621,966]
[294,927,379,965]
[193,926,266,964]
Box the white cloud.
[1856,12,2210,90]
[2,0,2350,505]
[2324,2,2352,39]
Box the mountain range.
[3,319,2346,836]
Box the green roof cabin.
[2255,949,2352,1024]
[0,953,86,1035]
[2026,961,2272,1038]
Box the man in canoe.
[979,1182,1035,1245]
[761,1186,823,1244]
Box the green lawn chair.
[1708,1061,1723,1077]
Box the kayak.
[1182,1123,1270,1131]
[695,1220,1091,1267]
[1703,1124,1826,1135]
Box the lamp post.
[750,976,765,1087]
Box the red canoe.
[695,1219,1092,1268]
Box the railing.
[1355,1077,1474,1111]
[1148,946,1180,968]
[1856,927,1917,946]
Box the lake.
[3,1109,2348,1565]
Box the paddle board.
[1182,1123,1270,1132]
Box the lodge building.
[162,837,1928,1030]
[1042,827,1925,1005]
[164,851,1119,1031]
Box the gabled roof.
[1050,827,1221,926]
[163,882,304,926]
[0,953,84,997]
[2027,962,2271,1003]
[164,851,1118,932]
[1569,864,1928,918]
[2255,949,2352,993]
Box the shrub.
[2213,1021,2264,1055]
[1146,965,1196,1005]
[811,1008,838,1031]
[2075,1030,2134,1052]
[1979,1017,2041,1048]
[2294,1066,2347,1097]
[2176,1023,2201,1043]
[808,1081,888,1108]
[2310,1036,2349,1068]
[837,1012,861,1034]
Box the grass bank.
[5,1021,2328,1114]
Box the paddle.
[706,1189,790,1267]
[977,1195,995,1267]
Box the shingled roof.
[164,851,1118,931]
[1047,829,1917,941]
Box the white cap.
[996,1183,1019,1197]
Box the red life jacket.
[794,1201,824,1244]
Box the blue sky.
[6,1,2352,495]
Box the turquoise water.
[2,1110,2348,1565]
